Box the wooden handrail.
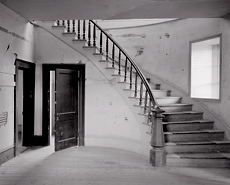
[89,20,159,110]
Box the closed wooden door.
[55,69,78,151]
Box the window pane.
[190,37,220,99]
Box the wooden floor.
[0,146,230,185]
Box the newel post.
[150,106,166,167]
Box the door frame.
[15,59,35,155]
[42,64,85,147]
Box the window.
[190,35,221,100]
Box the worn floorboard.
[0,146,230,185]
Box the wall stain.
[134,46,144,56]
[119,34,146,38]
[164,33,170,38]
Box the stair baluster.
[67,20,70,32]
[144,90,148,114]
[134,73,138,97]
[106,37,109,61]
[83,20,86,40]
[93,24,96,47]
[129,65,132,89]
[88,21,91,46]
[118,50,121,75]
[77,20,80,39]
[72,20,75,33]
[124,58,127,82]
[112,43,115,66]
[100,31,102,53]
[139,82,143,105]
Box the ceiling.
[1,0,230,21]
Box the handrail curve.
[89,20,159,110]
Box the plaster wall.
[34,25,142,153]
[0,4,34,152]
[106,18,230,136]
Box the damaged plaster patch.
[119,34,146,38]
[164,33,170,38]
[134,46,144,56]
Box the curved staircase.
[36,20,230,167]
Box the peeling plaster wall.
[34,26,142,153]
[105,18,230,136]
[0,4,34,152]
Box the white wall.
[0,4,34,152]
[34,24,142,153]
[105,18,230,137]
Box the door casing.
[15,59,35,155]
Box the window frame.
[189,34,222,102]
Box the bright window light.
[190,36,221,100]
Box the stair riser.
[153,91,169,97]
[130,91,168,98]
[165,133,224,142]
[163,122,213,132]
[113,70,131,76]
[119,79,160,90]
[125,84,147,91]
[166,158,230,168]
[165,144,230,153]
[119,77,141,84]
[163,113,203,122]
[160,105,193,112]
[156,98,181,104]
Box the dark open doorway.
[43,64,85,151]
[15,59,35,155]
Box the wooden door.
[55,68,78,151]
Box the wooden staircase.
[42,20,230,167]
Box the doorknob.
[60,132,63,136]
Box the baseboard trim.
[0,146,15,165]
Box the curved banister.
[89,20,159,110]
[54,19,160,116]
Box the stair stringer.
[35,21,153,157]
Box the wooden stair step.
[167,153,230,159]
[163,119,214,132]
[165,140,230,153]
[156,97,182,104]
[166,153,230,167]
[164,130,225,142]
[159,103,193,112]
[163,111,203,122]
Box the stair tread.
[166,140,230,146]
[73,39,87,42]
[119,81,159,85]
[163,119,214,124]
[156,96,181,99]
[163,111,203,115]
[167,153,230,159]
[159,103,192,107]
[125,88,168,91]
[62,32,76,35]
[52,25,65,28]
[164,129,224,134]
